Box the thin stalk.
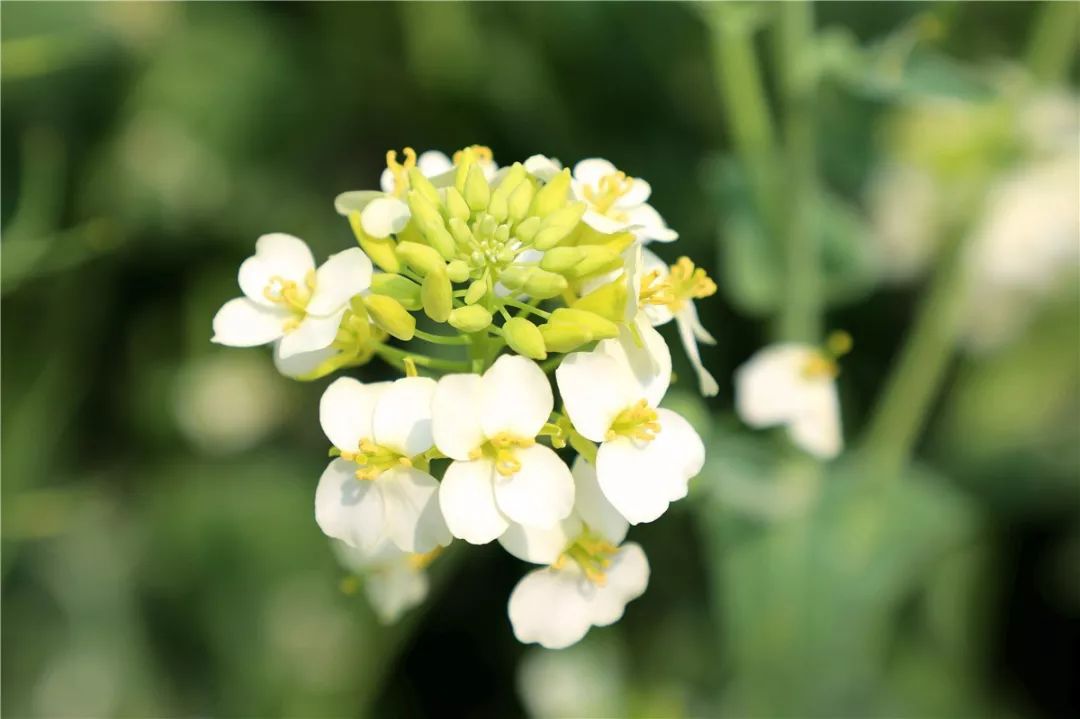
[501,298,552,320]
[774,0,822,343]
[859,227,969,480]
[374,344,470,373]
[413,328,470,346]
[1025,1,1078,86]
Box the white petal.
[616,177,652,208]
[371,376,436,458]
[432,374,486,461]
[508,565,596,649]
[438,459,509,544]
[319,377,390,451]
[334,190,386,216]
[572,158,618,187]
[595,409,704,525]
[360,197,411,238]
[675,310,719,397]
[332,537,404,572]
[417,150,453,177]
[626,205,678,243]
[788,383,843,459]
[493,445,575,528]
[314,459,385,552]
[211,298,288,347]
[378,466,451,553]
[734,344,816,428]
[273,343,337,379]
[238,233,316,305]
[571,457,628,545]
[597,317,671,407]
[555,350,639,443]
[588,543,650,627]
[684,301,716,344]
[581,209,630,235]
[523,154,563,182]
[498,515,582,565]
[306,248,373,316]
[276,309,345,359]
[365,563,429,624]
[379,168,395,195]
[480,355,553,439]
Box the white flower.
[570,158,677,243]
[212,233,372,361]
[315,376,451,554]
[379,149,454,194]
[734,344,842,459]
[523,154,564,183]
[505,457,648,649]
[556,346,705,525]
[333,539,432,624]
[433,355,575,544]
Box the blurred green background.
[2,2,1078,717]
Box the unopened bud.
[548,308,619,339]
[533,202,586,250]
[464,278,488,305]
[539,246,588,273]
[406,167,441,206]
[571,278,628,323]
[446,259,471,283]
[370,273,422,310]
[487,163,526,222]
[523,270,568,300]
[421,266,453,322]
[464,163,491,211]
[448,305,493,333]
[363,295,416,341]
[503,317,547,360]
[539,322,593,353]
[396,241,446,276]
[498,265,531,291]
[507,179,536,222]
[445,187,471,221]
[529,168,571,218]
[565,246,620,279]
[349,213,400,273]
[514,216,541,244]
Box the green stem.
[859,227,969,480]
[374,344,470,373]
[1025,1,1078,86]
[773,0,822,343]
[413,328,470,346]
[501,298,552,320]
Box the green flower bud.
[349,213,400,273]
[464,163,491,211]
[421,266,453,322]
[572,279,628,323]
[448,217,475,247]
[448,305,493,332]
[539,321,593,353]
[406,190,446,235]
[406,167,441,206]
[539,246,588,273]
[548,307,619,339]
[464,278,488,305]
[530,168,571,217]
[515,216,541,244]
[503,317,547,360]
[507,179,536,222]
[427,226,457,260]
[370,273,422,311]
[396,241,446,276]
[445,187,471,221]
[363,295,416,341]
[446,259,470,283]
[564,245,621,279]
[487,163,526,222]
[533,202,587,250]
[523,270,568,300]
[499,265,531,291]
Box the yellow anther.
[639,257,716,314]
[347,438,411,480]
[559,529,619,586]
[639,269,677,308]
[606,399,661,443]
[452,144,494,165]
[826,330,853,358]
[339,576,360,595]
[583,171,634,215]
[471,432,535,477]
[386,147,417,197]
[263,273,314,314]
[403,357,419,378]
[408,546,444,570]
[802,352,838,380]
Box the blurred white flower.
[571,158,678,243]
[333,540,433,624]
[315,376,451,554]
[212,233,372,360]
[173,353,289,454]
[433,355,575,544]
[867,164,941,282]
[735,343,843,459]
[516,635,628,718]
[557,346,704,525]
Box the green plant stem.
[501,298,552,320]
[1025,1,1078,86]
[374,344,470,373]
[774,0,822,343]
[413,328,470,346]
[859,228,969,480]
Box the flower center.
[469,432,536,476]
[639,257,716,313]
[263,271,317,331]
[385,147,418,197]
[452,144,493,166]
[801,332,853,380]
[408,546,444,570]
[341,439,412,481]
[606,399,660,443]
[554,530,619,585]
[583,171,633,215]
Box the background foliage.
[2,2,1077,717]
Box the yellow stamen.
[386,147,417,197]
[403,357,418,378]
[558,529,619,586]
[639,257,716,314]
[262,270,316,314]
[802,352,838,380]
[469,432,536,476]
[408,546,444,570]
[452,144,494,165]
[582,171,634,214]
[826,330,853,358]
[605,399,661,443]
[344,438,412,480]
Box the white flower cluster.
[210,145,844,648]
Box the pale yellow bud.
[363,295,416,341]
[421,266,453,322]
[503,317,547,360]
[349,213,400,273]
[448,305,493,333]
[396,241,446,276]
[370,273,422,311]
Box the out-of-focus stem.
[1025,1,1078,86]
[860,228,969,480]
[375,344,470,373]
[774,0,822,343]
